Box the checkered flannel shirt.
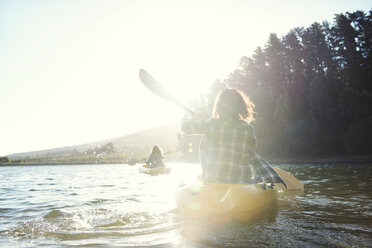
[182,118,286,186]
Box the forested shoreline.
[190,9,372,159]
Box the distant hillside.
[111,122,180,150]
[9,122,181,159]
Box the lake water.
[0,162,371,247]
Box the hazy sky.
[1,0,371,156]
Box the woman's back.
[183,118,256,183]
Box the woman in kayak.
[182,88,285,185]
[145,145,165,168]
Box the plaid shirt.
[182,118,286,186]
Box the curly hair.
[212,88,255,123]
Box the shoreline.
[1,155,372,166]
[268,155,372,164]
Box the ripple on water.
[4,219,58,240]
[125,197,141,202]
[87,198,110,205]
[37,183,56,186]
[0,208,13,213]
[3,206,182,247]
[44,210,64,219]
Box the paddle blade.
[139,69,176,102]
[273,167,304,191]
[256,155,287,188]
[138,69,194,115]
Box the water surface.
[0,162,371,247]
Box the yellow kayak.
[139,166,171,175]
[176,182,277,222]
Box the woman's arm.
[182,118,212,135]
[146,153,154,164]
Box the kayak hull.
[176,182,277,222]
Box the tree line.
[0,142,147,165]
[191,9,372,159]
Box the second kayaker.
[145,145,166,168]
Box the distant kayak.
[139,165,171,175]
[176,182,277,222]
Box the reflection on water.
[0,162,371,247]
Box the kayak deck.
[176,182,277,222]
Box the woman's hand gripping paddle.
[138,68,304,192]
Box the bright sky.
[1,0,371,155]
